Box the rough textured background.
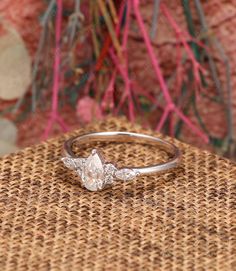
[0,117,236,270]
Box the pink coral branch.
[101,0,135,119]
[100,1,123,109]
[101,69,116,112]
[121,0,135,121]
[115,0,126,35]
[122,0,130,51]
[42,0,68,140]
[132,0,209,143]
[175,40,184,98]
[108,0,135,121]
[109,48,135,120]
[175,107,208,142]
[156,106,170,131]
[161,3,206,96]
[114,88,127,115]
[132,0,172,105]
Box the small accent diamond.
[61,157,85,171]
[115,168,139,181]
[61,157,77,170]
[104,163,117,184]
[74,158,86,169]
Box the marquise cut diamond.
[115,168,139,181]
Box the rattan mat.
[0,117,235,271]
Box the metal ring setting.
[61,131,181,191]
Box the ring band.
[61,132,181,191]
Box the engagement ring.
[61,131,181,191]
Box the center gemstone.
[82,150,105,191]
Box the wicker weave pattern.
[0,117,235,271]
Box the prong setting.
[61,149,140,191]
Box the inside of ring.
[71,132,175,153]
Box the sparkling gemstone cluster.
[61,149,139,191]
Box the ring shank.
[63,132,181,175]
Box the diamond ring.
[61,131,181,191]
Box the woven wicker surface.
[0,117,235,271]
